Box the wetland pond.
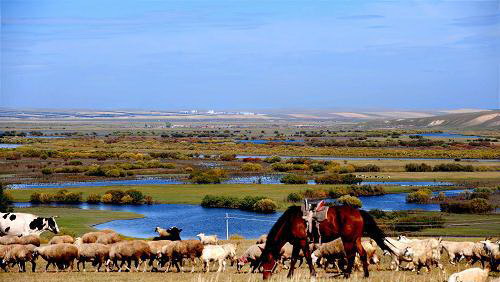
[14,189,466,239]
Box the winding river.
[14,189,466,239]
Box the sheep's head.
[402,247,414,259]
[196,233,204,238]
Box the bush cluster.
[30,190,82,204]
[201,195,276,213]
[315,173,362,185]
[287,185,385,202]
[405,163,474,172]
[280,174,307,184]
[189,169,227,184]
[353,164,381,172]
[241,163,263,171]
[336,195,362,208]
[406,189,432,203]
[440,198,494,214]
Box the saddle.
[301,199,329,244]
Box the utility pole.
[225,213,229,240]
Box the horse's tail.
[360,210,396,254]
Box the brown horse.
[260,205,394,279]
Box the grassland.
[12,206,143,240]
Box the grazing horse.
[260,205,394,280]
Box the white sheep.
[447,267,490,282]
[311,238,345,271]
[201,243,237,272]
[237,243,264,273]
[441,241,476,265]
[196,233,218,245]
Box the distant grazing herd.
[0,211,499,282]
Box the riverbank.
[6,183,465,205]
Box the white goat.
[196,233,218,245]
[201,243,237,272]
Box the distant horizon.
[0,106,497,113]
[2,1,499,109]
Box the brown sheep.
[95,233,121,245]
[74,237,110,272]
[0,245,15,271]
[0,235,21,245]
[19,235,41,247]
[147,240,172,270]
[81,230,115,243]
[3,244,38,272]
[0,235,40,247]
[34,243,79,272]
[169,240,204,273]
[49,235,74,245]
[108,240,152,272]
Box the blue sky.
[1,0,499,110]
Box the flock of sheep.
[0,227,499,282]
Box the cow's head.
[47,216,60,234]
[29,216,59,234]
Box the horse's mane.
[262,205,302,256]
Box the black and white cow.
[0,212,59,236]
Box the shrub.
[102,193,113,204]
[287,192,304,202]
[253,199,277,213]
[338,165,355,174]
[0,184,13,212]
[271,163,294,172]
[87,193,101,204]
[353,164,380,172]
[337,195,362,208]
[239,196,266,210]
[30,192,42,204]
[120,195,134,204]
[264,156,281,163]
[125,189,144,204]
[310,163,326,172]
[144,195,154,205]
[441,198,494,214]
[41,167,53,175]
[241,163,263,171]
[406,189,432,203]
[189,169,227,184]
[405,163,432,172]
[105,168,126,177]
[315,173,362,185]
[69,160,83,165]
[219,154,236,161]
[328,187,350,198]
[104,190,126,203]
[303,188,329,199]
[433,163,474,172]
[63,192,82,203]
[39,193,53,204]
[280,174,307,184]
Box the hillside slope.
[367,110,500,129]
